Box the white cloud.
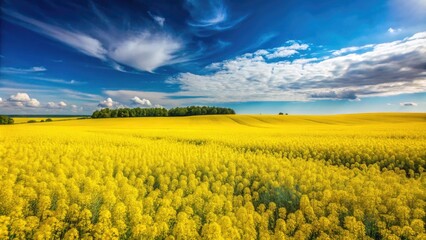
[148,12,165,27]
[46,101,67,109]
[7,92,40,107]
[166,31,426,103]
[109,32,182,72]
[400,102,418,106]
[98,97,121,108]
[131,96,152,107]
[8,92,31,102]
[0,97,3,103]
[388,27,402,34]
[23,98,40,108]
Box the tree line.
[91,106,235,118]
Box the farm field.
[12,117,85,124]
[0,113,425,239]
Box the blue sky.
[0,0,425,114]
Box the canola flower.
[0,113,425,239]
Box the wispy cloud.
[4,11,107,60]
[1,65,86,85]
[148,12,165,27]
[3,8,184,72]
[240,32,279,54]
[30,77,86,85]
[60,89,102,102]
[185,0,246,35]
[1,66,47,74]
[109,32,182,73]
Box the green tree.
[0,115,14,124]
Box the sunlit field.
[12,117,83,124]
[0,113,425,239]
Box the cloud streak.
[185,0,245,35]
[1,66,47,74]
[148,12,165,27]
[4,11,107,60]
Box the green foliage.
[27,120,37,123]
[168,106,235,116]
[91,106,235,118]
[92,107,168,118]
[45,118,53,122]
[0,115,14,125]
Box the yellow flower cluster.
[0,114,425,239]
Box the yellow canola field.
[0,113,425,239]
[12,117,82,124]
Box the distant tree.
[28,120,37,123]
[279,112,284,115]
[45,118,52,122]
[0,115,14,124]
